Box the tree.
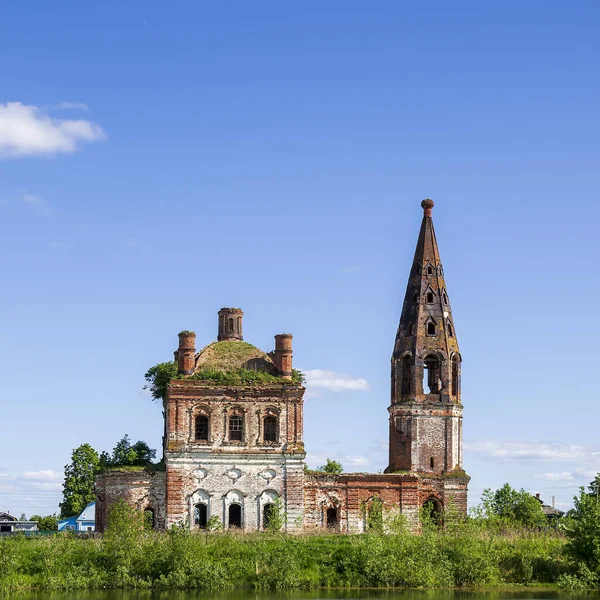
[565,486,600,572]
[480,483,546,528]
[100,434,157,468]
[144,361,178,400]
[316,458,343,474]
[588,473,600,501]
[60,443,100,518]
[30,514,58,531]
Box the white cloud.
[305,450,373,472]
[535,467,599,482]
[304,369,369,392]
[0,468,63,516]
[535,472,575,482]
[53,101,89,111]
[465,439,591,461]
[0,102,105,158]
[22,470,62,482]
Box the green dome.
[194,340,276,374]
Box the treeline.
[2,485,600,593]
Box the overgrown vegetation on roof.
[197,341,271,370]
[144,361,305,400]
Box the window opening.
[401,356,411,395]
[427,266,433,275]
[263,503,276,529]
[143,507,155,530]
[427,321,436,335]
[194,503,208,528]
[423,497,443,526]
[228,317,234,332]
[426,292,434,303]
[423,354,442,394]
[447,322,453,337]
[326,507,338,528]
[195,415,209,441]
[264,416,277,442]
[229,415,243,441]
[430,457,434,469]
[228,503,242,528]
[443,293,448,304]
[452,357,460,396]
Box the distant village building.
[0,512,38,533]
[58,502,96,532]
[96,200,469,532]
[534,493,564,520]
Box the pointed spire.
[412,199,442,268]
[392,199,461,404]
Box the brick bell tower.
[387,199,464,475]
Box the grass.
[0,527,573,592]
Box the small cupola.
[218,308,244,341]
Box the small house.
[58,502,95,532]
[0,512,38,533]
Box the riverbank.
[0,528,574,593]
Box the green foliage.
[564,486,600,574]
[362,497,384,532]
[264,498,286,533]
[190,369,288,385]
[291,368,305,384]
[144,361,178,400]
[29,514,58,531]
[316,458,343,474]
[205,515,222,532]
[479,483,547,528]
[0,526,569,592]
[60,443,100,518]
[100,434,156,469]
[143,360,305,400]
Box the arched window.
[423,497,443,526]
[427,265,433,275]
[228,504,242,528]
[194,503,208,528]
[228,317,234,333]
[447,322,453,337]
[451,354,461,397]
[195,415,209,441]
[401,356,411,395]
[143,507,155,530]
[426,292,434,303]
[263,503,276,529]
[443,292,448,305]
[427,321,436,335]
[264,416,277,442]
[423,354,442,394]
[229,414,243,441]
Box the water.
[6,592,600,600]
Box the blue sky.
[1,1,600,516]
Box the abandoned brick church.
[95,200,469,532]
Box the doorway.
[326,507,338,529]
[228,503,242,528]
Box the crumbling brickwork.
[95,470,166,531]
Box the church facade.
[95,200,469,532]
